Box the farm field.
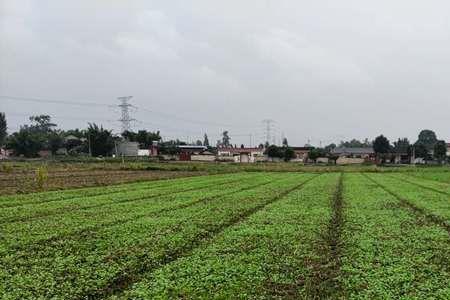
[0,170,449,299]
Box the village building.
[191,150,216,162]
[178,145,207,161]
[217,147,265,163]
[291,146,313,162]
[331,147,375,164]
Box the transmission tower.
[262,119,275,145]
[117,96,135,133]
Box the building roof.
[331,147,374,155]
[178,145,207,150]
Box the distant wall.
[191,155,216,162]
[336,157,365,165]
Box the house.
[291,146,313,162]
[217,147,265,163]
[331,147,375,164]
[191,150,216,162]
[178,145,207,161]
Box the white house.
[217,147,265,163]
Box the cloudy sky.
[1,0,449,146]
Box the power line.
[0,95,110,107]
[135,106,232,127]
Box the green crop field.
[0,170,449,299]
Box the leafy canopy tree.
[434,140,447,163]
[265,145,284,159]
[7,127,44,157]
[339,139,371,148]
[416,129,437,151]
[283,147,295,162]
[87,123,114,157]
[308,148,326,163]
[413,143,429,159]
[373,135,391,163]
[393,138,410,154]
[203,134,209,147]
[222,131,231,147]
[29,115,57,134]
[122,130,161,148]
[48,130,65,155]
[0,112,7,147]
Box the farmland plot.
[1,171,449,299]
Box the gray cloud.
[1,0,449,146]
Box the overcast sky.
[1,0,449,146]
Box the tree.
[413,143,429,159]
[203,134,209,147]
[393,138,410,154]
[222,131,230,147]
[265,145,283,159]
[195,140,203,146]
[0,112,6,147]
[324,143,336,153]
[373,135,390,163]
[87,123,114,157]
[48,131,64,155]
[283,147,295,162]
[339,139,371,148]
[434,140,447,163]
[7,127,44,157]
[282,137,288,147]
[29,115,56,133]
[416,129,437,151]
[308,148,326,163]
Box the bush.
[35,166,48,190]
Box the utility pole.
[117,96,135,133]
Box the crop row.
[0,172,242,208]
[409,170,450,184]
[0,173,315,299]
[0,173,263,223]
[339,174,450,299]
[365,173,450,222]
[0,173,282,252]
[111,173,340,299]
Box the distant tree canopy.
[308,148,326,163]
[282,137,288,147]
[413,143,429,159]
[373,135,391,163]
[434,140,447,162]
[7,127,44,157]
[222,131,230,147]
[265,144,295,161]
[0,112,7,147]
[122,130,161,148]
[339,138,372,148]
[416,129,437,151]
[203,134,209,147]
[7,115,58,157]
[159,139,186,155]
[393,138,410,154]
[87,123,114,157]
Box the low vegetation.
[0,168,449,299]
